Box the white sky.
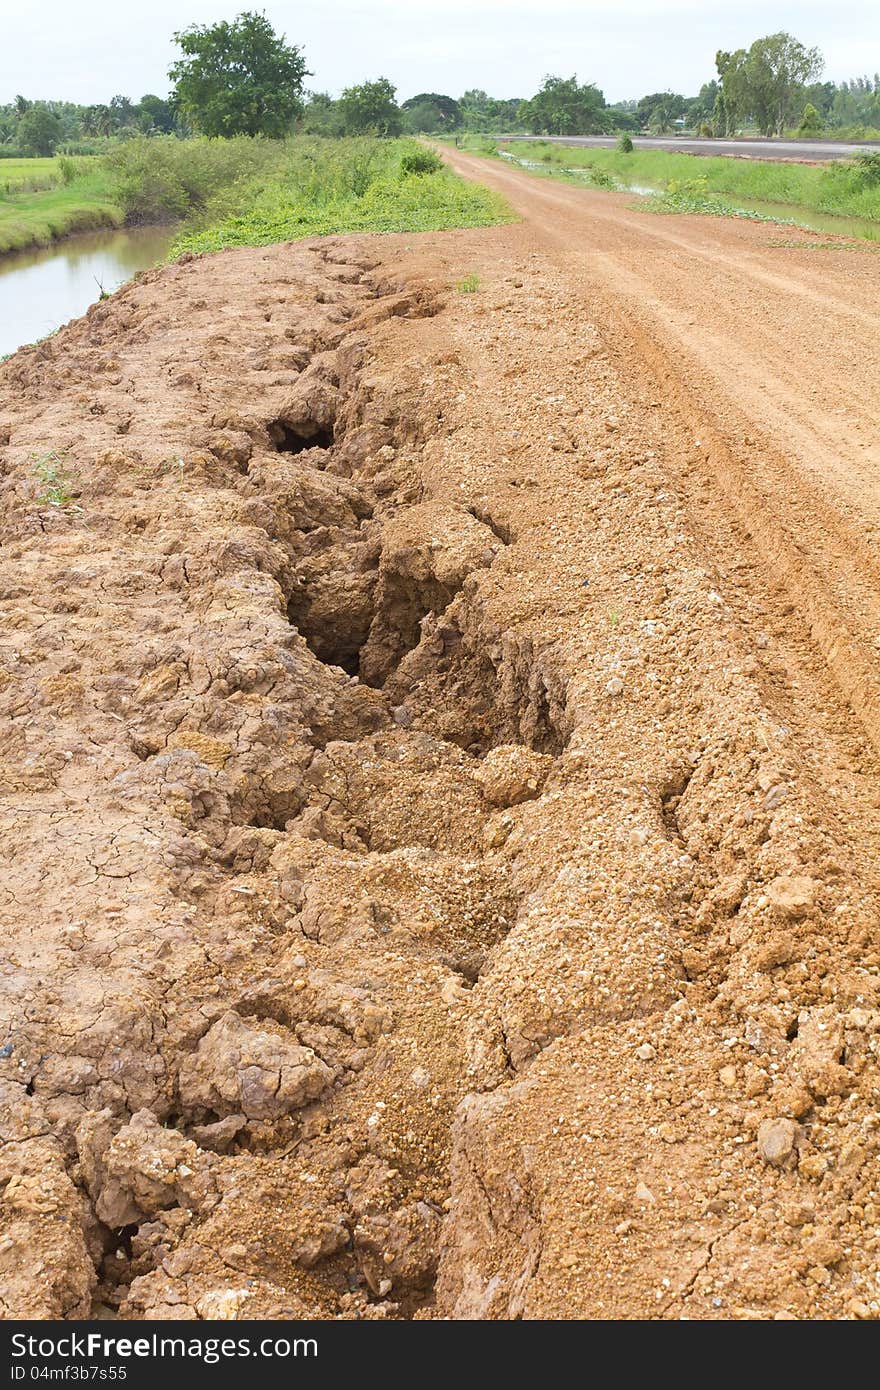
[1,0,877,107]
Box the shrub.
[798,103,823,135]
[399,144,442,176]
[104,136,279,222]
[616,133,634,153]
[854,151,880,185]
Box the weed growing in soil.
[32,453,81,510]
[457,273,481,293]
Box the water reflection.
[0,225,174,359]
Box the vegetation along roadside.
[473,137,880,232]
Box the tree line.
[2,12,878,158]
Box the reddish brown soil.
[1,163,880,1320]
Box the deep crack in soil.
[1,205,880,1320]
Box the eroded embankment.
[1,232,879,1320]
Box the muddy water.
[0,225,173,359]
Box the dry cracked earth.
[1,185,880,1321]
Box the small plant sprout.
[609,610,620,628]
[457,273,481,294]
[32,453,82,511]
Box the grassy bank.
[497,140,880,222]
[107,136,514,254]
[1,137,511,260]
[0,167,121,254]
[104,136,513,253]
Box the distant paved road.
[501,134,878,161]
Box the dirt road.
[1,160,880,1320]
[446,146,880,763]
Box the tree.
[337,78,401,136]
[402,100,445,134]
[17,104,63,155]
[518,76,608,135]
[300,91,344,136]
[401,93,461,129]
[830,75,880,128]
[744,32,823,136]
[686,81,719,128]
[169,11,309,137]
[636,91,686,132]
[715,49,749,135]
[798,102,823,134]
[138,94,176,135]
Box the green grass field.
[496,140,880,223]
[0,159,119,253]
[0,157,63,190]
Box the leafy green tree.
[401,93,461,129]
[300,91,344,136]
[607,101,639,132]
[338,78,401,135]
[714,49,749,135]
[830,74,880,128]
[17,104,63,155]
[686,81,719,128]
[402,100,443,133]
[518,76,608,135]
[744,32,823,135]
[169,11,309,137]
[636,91,686,130]
[803,81,836,118]
[797,102,823,134]
[138,94,176,135]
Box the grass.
[456,273,481,292]
[166,137,512,255]
[0,165,120,254]
[1,157,58,193]
[497,140,880,224]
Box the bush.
[798,103,823,135]
[104,136,280,222]
[854,151,880,184]
[616,133,634,154]
[399,144,442,176]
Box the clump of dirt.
[1,227,879,1321]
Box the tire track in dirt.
[445,148,880,771]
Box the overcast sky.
[1,0,877,107]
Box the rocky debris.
[354,1201,441,1295]
[77,1109,217,1227]
[757,1118,800,1169]
[474,744,554,807]
[0,1138,97,1318]
[767,875,818,921]
[178,1012,334,1121]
